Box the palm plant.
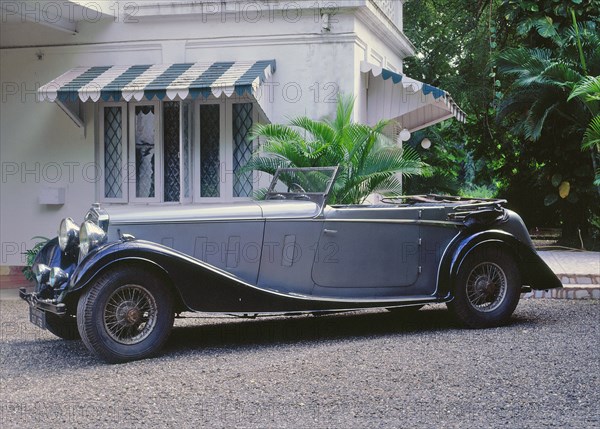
[245,94,427,204]
[495,14,599,246]
[496,18,600,194]
[495,47,590,140]
[569,75,600,185]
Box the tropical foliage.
[22,236,49,282]
[403,0,600,247]
[495,5,599,243]
[569,75,600,185]
[246,95,426,204]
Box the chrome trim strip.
[111,218,266,225]
[110,217,461,227]
[112,217,462,227]
[322,219,462,227]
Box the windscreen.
[266,167,338,198]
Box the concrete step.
[555,273,599,286]
[522,284,600,300]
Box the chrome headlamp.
[79,220,107,259]
[32,263,51,284]
[59,217,80,252]
[49,267,69,288]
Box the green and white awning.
[38,60,276,103]
[361,61,466,131]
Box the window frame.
[97,101,129,204]
[231,101,260,200]
[128,100,162,204]
[97,98,259,204]
[179,101,194,204]
[193,98,226,203]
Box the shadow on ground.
[164,306,537,354]
[1,303,543,369]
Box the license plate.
[29,306,46,330]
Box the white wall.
[1,47,96,265]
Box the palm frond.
[540,62,583,88]
[582,115,600,151]
[330,94,355,132]
[250,123,303,142]
[289,117,336,144]
[569,76,600,103]
[496,48,553,77]
[242,155,291,175]
[527,96,561,141]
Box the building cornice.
[357,1,415,58]
[130,0,366,18]
[0,33,362,54]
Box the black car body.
[21,167,562,362]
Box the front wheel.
[447,247,521,328]
[77,266,174,363]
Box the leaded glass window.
[163,101,180,202]
[134,105,156,198]
[200,105,220,198]
[99,100,260,203]
[103,106,123,199]
[232,103,254,197]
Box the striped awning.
[38,60,276,103]
[361,61,466,132]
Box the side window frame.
[128,100,161,204]
[193,98,226,203]
[231,101,260,200]
[97,101,128,204]
[179,101,194,204]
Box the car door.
[311,207,421,293]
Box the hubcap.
[465,262,507,312]
[104,284,157,345]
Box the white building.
[0,0,463,285]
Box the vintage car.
[21,167,561,363]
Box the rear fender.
[438,230,562,298]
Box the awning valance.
[361,61,466,132]
[38,60,276,103]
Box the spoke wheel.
[465,263,507,312]
[77,266,174,363]
[447,247,521,328]
[103,285,157,345]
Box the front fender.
[68,239,333,313]
[67,240,254,312]
[68,240,170,292]
[438,230,562,298]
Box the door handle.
[323,229,337,235]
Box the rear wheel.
[77,266,174,363]
[447,247,521,328]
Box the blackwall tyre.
[77,266,174,363]
[447,247,521,328]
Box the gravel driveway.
[1,299,598,429]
